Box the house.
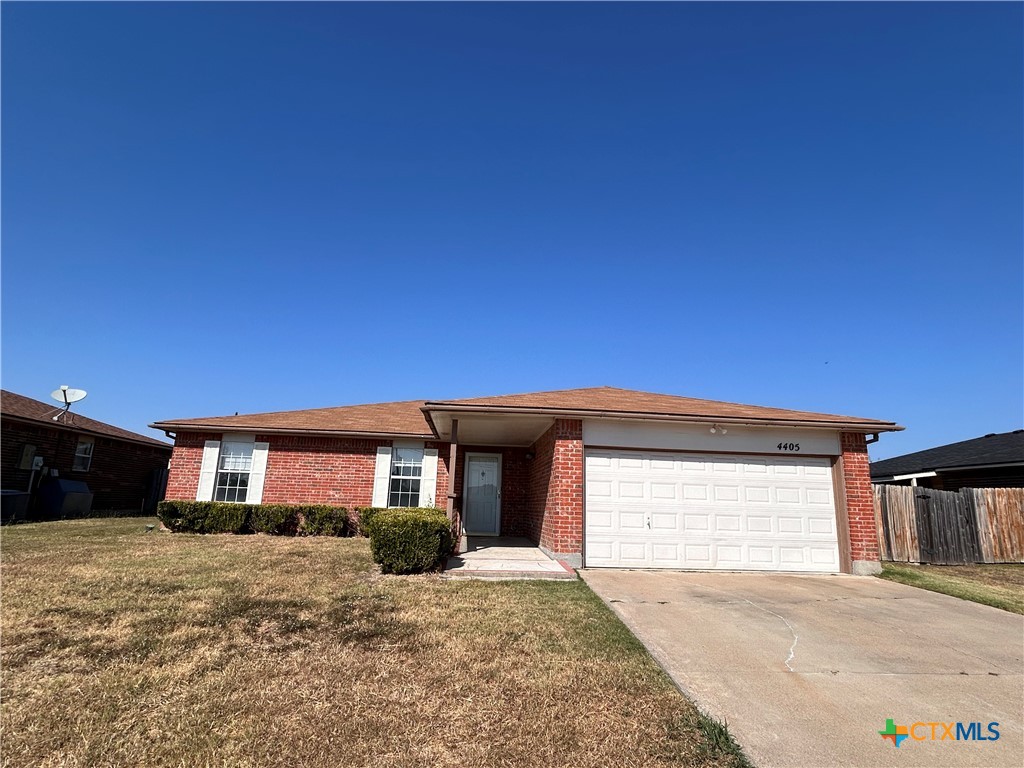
[1,390,172,517]
[871,430,1024,491]
[152,386,902,575]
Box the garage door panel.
[713,484,740,502]
[744,486,771,503]
[651,482,679,499]
[808,518,835,535]
[585,449,840,572]
[652,542,681,563]
[715,514,741,532]
[651,512,678,530]
[683,484,709,500]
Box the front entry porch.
[443,537,576,580]
[430,410,586,567]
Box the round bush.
[367,508,453,574]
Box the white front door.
[463,453,501,535]
[585,449,840,572]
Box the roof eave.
[422,403,903,433]
[150,422,435,440]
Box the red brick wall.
[529,419,584,557]
[525,424,555,542]
[167,432,454,510]
[165,431,210,501]
[1,417,171,513]
[259,434,389,506]
[841,431,880,563]
[428,441,452,511]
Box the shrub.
[250,504,300,536]
[367,507,452,574]
[300,506,348,537]
[157,501,250,534]
[354,507,385,537]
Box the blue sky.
[2,2,1021,460]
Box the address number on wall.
[777,442,801,452]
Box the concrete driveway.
[581,570,1023,768]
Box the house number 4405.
[777,442,800,452]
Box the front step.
[442,555,577,581]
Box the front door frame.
[462,452,502,535]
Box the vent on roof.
[984,433,997,438]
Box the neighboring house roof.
[870,430,1024,479]
[151,386,901,437]
[1,390,171,449]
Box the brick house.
[153,387,902,574]
[2,390,172,515]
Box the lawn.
[1,518,748,768]
[879,561,1024,615]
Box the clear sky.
[2,2,1021,460]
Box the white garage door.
[585,450,840,572]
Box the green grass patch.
[879,562,1024,615]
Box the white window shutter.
[419,447,439,508]
[196,440,220,501]
[246,442,270,504]
[371,445,392,507]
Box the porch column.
[446,419,460,553]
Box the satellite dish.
[51,386,88,405]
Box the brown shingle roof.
[152,386,900,436]
[151,399,434,437]
[2,390,172,448]
[427,386,900,428]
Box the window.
[214,440,254,503]
[389,445,423,507]
[72,437,94,472]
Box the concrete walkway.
[444,537,576,580]
[582,569,1024,768]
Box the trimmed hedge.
[301,506,348,537]
[367,507,452,574]
[157,500,249,534]
[353,507,383,537]
[157,501,349,537]
[250,504,300,536]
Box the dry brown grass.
[1,519,747,768]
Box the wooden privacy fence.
[873,484,1024,564]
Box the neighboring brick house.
[153,387,902,574]
[2,390,172,515]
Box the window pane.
[219,441,254,472]
[393,447,423,464]
[215,470,249,503]
[388,445,424,507]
